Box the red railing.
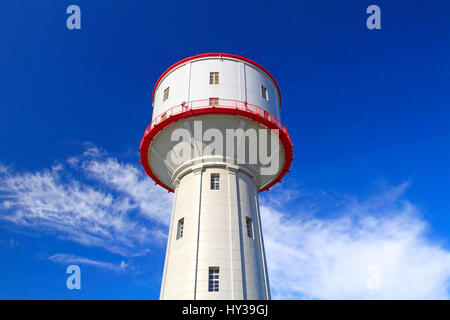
[140,98,293,193]
[148,99,286,134]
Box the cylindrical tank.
[152,53,281,121]
[139,53,293,300]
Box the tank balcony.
[139,99,293,193]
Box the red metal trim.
[139,99,293,193]
[151,53,282,107]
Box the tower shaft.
[160,164,270,300]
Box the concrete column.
[159,182,179,299]
[227,165,246,299]
[192,165,204,299]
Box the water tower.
[139,53,293,300]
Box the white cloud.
[75,155,171,225]
[2,145,449,299]
[0,146,172,256]
[261,183,450,299]
[48,253,129,273]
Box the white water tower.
[139,53,293,300]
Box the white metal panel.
[153,63,190,120]
[152,56,281,121]
[244,64,280,119]
[188,59,241,103]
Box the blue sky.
[0,0,450,299]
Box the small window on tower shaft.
[209,97,219,106]
[208,267,220,292]
[261,85,268,101]
[246,217,254,238]
[176,218,184,240]
[210,173,220,190]
[210,72,219,85]
[163,87,170,101]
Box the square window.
[176,218,184,240]
[209,97,219,106]
[210,173,220,190]
[163,87,170,101]
[208,267,219,292]
[261,85,268,100]
[210,72,219,85]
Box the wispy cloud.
[1,145,449,298]
[0,146,172,256]
[70,146,171,225]
[0,237,19,248]
[48,253,129,273]
[261,183,450,299]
